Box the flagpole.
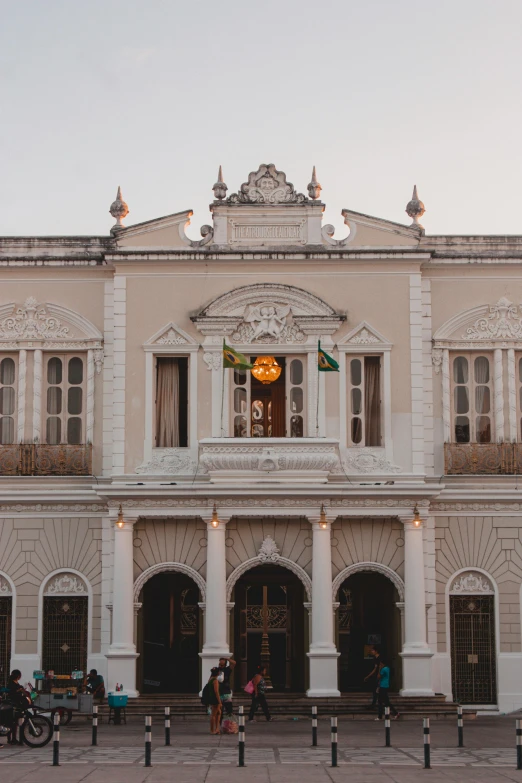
[316,341,320,437]
[220,339,225,436]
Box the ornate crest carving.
[451,572,492,594]
[432,348,443,374]
[228,164,307,205]
[258,536,280,562]
[156,327,188,345]
[136,449,202,475]
[464,297,522,340]
[0,298,69,340]
[203,352,222,371]
[341,450,401,475]
[0,576,12,595]
[348,328,380,345]
[46,573,87,594]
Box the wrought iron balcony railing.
[445,442,522,475]
[0,444,92,476]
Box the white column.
[86,349,95,444]
[442,349,451,443]
[17,349,27,443]
[200,513,230,680]
[32,349,43,441]
[106,511,139,697]
[399,515,433,696]
[307,514,340,697]
[508,348,517,442]
[494,348,504,442]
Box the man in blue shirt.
[376,660,399,720]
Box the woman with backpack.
[248,666,273,722]
[202,667,222,734]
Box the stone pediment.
[338,321,392,348]
[192,283,345,342]
[115,210,214,250]
[0,297,103,350]
[144,321,198,347]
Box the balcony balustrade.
[445,442,522,475]
[0,444,92,476]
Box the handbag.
[244,679,255,695]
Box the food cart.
[33,670,93,724]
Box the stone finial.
[212,166,228,201]
[405,185,425,229]
[307,166,322,200]
[109,186,129,232]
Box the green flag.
[223,341,253,370]
[318,340,339,372]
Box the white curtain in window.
[156,358,180,447]
[364,358,381,447]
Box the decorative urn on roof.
[405,185,425,230]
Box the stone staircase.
[98,693,472,721]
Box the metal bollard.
[423,717,431,770]
[312,705,318,747]
[385,706,391,747]
[52,712,60,766]
[238,705,245,767]
[92,704,98,746]
[145,715,152,767]
[457,705,463,748]
[517,719,522,770]
[331,716,338,767]
[165,707,171,746]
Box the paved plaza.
[2,716,522,781]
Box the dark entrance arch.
[337,571,402,693]
[233,564,305,692]
[138,572,200,694]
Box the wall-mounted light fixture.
[319,504,328,529]
[413,505,421,527]
[211,504,220,528]
[116,504,124,529]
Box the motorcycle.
[0,691,53,748]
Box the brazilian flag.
[318,340,339,372]
[223,341,253,370]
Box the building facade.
[0,163,521,709]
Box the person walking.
[217,655,236,718]
[364,646,380,709]
[205,668,222,735]
[375,659,399,720]
[248,666,273,722]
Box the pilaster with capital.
[307,511,340,697]
[398,513,433,696]
[200,511,230,682]
[106,509,140,697]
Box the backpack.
[200,682,211,706]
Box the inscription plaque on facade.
[229,220,305,245]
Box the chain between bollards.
[144,715,152,767]
[331,716,338,767]
[91,704,98,746]
[457,705,463,748]
[517,719,522,770]
[52,711,60,766]
[238,705,245,767]
[165,706,171,746]
[423,717,431,769]
[385,706,391,747]
[312,705,317,747]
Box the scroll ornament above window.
[432,298,522,366]
[0,576,12,595]
[0,297,103,362]
[450,571,493,594]
[45,573,87,595]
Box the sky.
[0,0,521,239]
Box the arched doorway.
[337,571,402,693]
[138,572,201,694]
[233,564,306,692]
